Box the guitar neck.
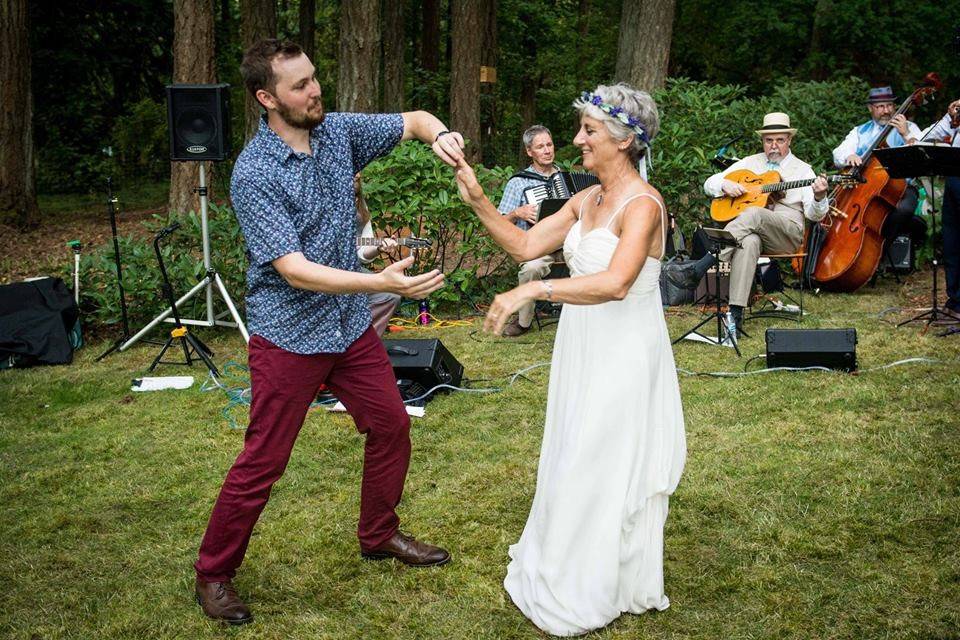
[356,236,423,248]
[760,175,845,194]
[760,178,815,193]
[358,237,403,246]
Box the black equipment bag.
[0,278,79,368]
[659,257,697,306]
[756,259,784,293]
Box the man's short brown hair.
[240,39,304,100]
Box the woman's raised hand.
[455,157,486,204]
[483,285,535,335]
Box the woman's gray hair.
[573,83,659,164]
[522,124,552,149]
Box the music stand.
[672,227,743,357]
[874,145,960,330]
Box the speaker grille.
[166,83,231,161]
[176,109,217,146]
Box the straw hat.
[755,112,797,136]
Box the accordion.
[522,171,600,207]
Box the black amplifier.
[765,328,857,372]
[383,339,464,393]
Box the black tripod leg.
[190,333,215,358]
[96,339,124,362]
[149,337,175,372]
[180,336,194,365]
[186,333,220,377]
[672,313,719,345]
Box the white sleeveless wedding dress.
[503,189,687,637]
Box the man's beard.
[766,151,783,163]
[876,115,891,125]
[276,96,325,129]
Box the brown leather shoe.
[502,320,531,337]
[361,531,451,567]
[195,578,253,625]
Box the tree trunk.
[382,0,404,112]
[614,0,676,92]
[479,0,497,165]
[169,0,217,216]
[805,0,830,80]
[0,0,39,228]
[576,0,591,88]
[337,0,380,112]
[420,0,440,73]
[240,0,277,142]
[298,0,315,61]
[450,0,485,162]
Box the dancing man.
[193,39,462,625]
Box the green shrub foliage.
[75,77,877,327]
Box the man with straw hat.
[696,112,829,336]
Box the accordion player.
[522,171,600,222]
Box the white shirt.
[357,218,378,264]
[921,113,959,147]
[832,119,923,167]
[703,151,829,222]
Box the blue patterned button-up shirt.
[231,113,403,354]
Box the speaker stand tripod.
[118,164,248,353]
[148,223,219,377]
[672,229,744,357]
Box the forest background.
[2,0,959,319]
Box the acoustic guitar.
[710,170,857,222]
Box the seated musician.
[832,86,926,253]
[496,125,560,336]
[920,98,960,316]
[354,173,401,335]
[697,112,829,336]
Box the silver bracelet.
[543,280,553,300]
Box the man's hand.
[721,179,746,198]
[812,174,829,201]
[510,203,538,224]
[890,114,910,137]
[845,154,862,168]
[483,284,537,335]
[432,131,465,166]
[379,237,399,252]
[455,157,486,204]
[378,256,444,299]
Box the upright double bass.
[802,73,941,292]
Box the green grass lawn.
[1,280,959,639]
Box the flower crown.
[579,91,649,144]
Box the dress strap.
[578,186,601,220]
[605,193,668,258]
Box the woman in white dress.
[454,83,687,636]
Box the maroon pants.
[195,326,410,582]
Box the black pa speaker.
[166,83,231,161]
[886,236,912,274]
[765,328,857,372]
[383,339,464,393]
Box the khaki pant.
[720,206,803,307]
[517,254,555,327]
